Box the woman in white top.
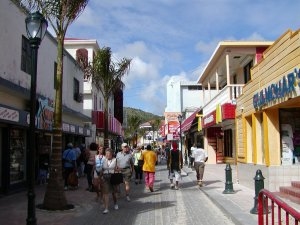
[93,145,105,201]
[133,146,143,184]
[101,148,118,214]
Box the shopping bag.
[68,171,78,187]
[110,173,123,185]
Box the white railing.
[203,84,244,115]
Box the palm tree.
[125,115,141,145]
[149,118,162,146]
[92,47,131,146]
[22,0,89,210]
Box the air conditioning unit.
[74,93,83,103]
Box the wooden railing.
[258,189,300,225]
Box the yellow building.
[236,29,300,191]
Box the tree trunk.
[104,96,110,148]
[42,36,68,210]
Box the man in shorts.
[116,143,134,201]
[167,142,183,190]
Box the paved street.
[0,161,257,225]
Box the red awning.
[181,110,199,133]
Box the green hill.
[124,107,164,123]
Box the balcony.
[92,111,122,135]
[203,84,244,115]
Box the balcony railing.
[92,111,122,135]
[258,189,300,225]
[202,84,244,115]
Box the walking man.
[192,143,208,187]
[116,143,134,201]
[190,143,196,168]
[167,142,183,190]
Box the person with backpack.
[62,143,77,190]
[167,141,183,190]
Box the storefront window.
[9,128,26,184]
[280,109,300,165]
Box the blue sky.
[66,0,300,116]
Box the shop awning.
[181,110,200,133]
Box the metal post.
[250,169,266,214]
[27,39,40,225]
[223,164,235,194]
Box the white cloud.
[67,0,300,115]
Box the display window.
[280,109,300,165]
[9,128,26,184]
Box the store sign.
[79,127,83,134]
[37,98,54,130]
[70,125,76,133]
[253,68,300,109]
[165,112,181,122]
[0,107,19,122]
[63,123,70,132]
[202,111,216,128]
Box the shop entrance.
[280,108,300,165]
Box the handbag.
[138,159,144,167]
[109,158,123,185]
[67,171,78,187]
[110,172,123,185]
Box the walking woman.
[133,145,143,184]
[85,142,98,192]
[101,148,118,214]
[93,145,105,201]
[140,145,157,192]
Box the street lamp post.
[178,115,186,165]
[25,11,48,225]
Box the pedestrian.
[85,142,98,192]
[140,144,157,192]
[101,148,118,214]
[93,145,105,201]
[167,142,183,190]
[192,143,208,187]
[190,143,196,168]
[116,143,134,202]
[73,144,82,173]
[62,143,77,190]
[164,142,171,162]
[77,144,86,176]
[133,145,143,184]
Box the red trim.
[202,111,216,128]
[181,110,199,132]
[92,111,122,135]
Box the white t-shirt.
[192,148,208,162]
[190,146,196,157]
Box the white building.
[164,77,211,161]
[0,0,91,194]
[64,39,124,147]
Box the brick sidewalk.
[0,163,258,225]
